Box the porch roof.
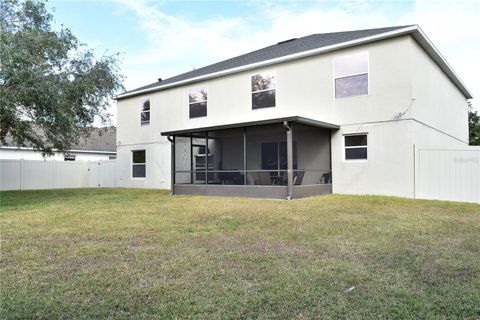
[160,116,340,136]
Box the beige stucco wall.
[409,38,469,143]
[116,34,470,196]
[116,142,171,189]
[332,120,415,198]
[412,120,468,149]
[117,36,414,145]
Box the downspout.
[284,121,293,200]
[167,135,175,194]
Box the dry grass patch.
[1,188,479,319]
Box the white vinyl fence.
[0,159,116,191]
[415,147,480,203]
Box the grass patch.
[1,188,479,319]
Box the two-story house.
[115,25,472,199]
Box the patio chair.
[320,171,332,184]
[257,172,272,185]
[246,172,257,185]
[293,170,305,185]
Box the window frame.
[188,87,208,118]
[343,133,368,161]
[333,51,369,99]
[260,141,297,173]
[132,149,146,179]
[140,98,151,126]
[251,71,276,110]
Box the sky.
[46,0,480,124]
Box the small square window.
[141,99,150,125]
[132,150,146,178]
[252,72,276,109]
[189,88,207,118]
[344,134,368,160]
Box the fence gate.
[0,159,116,191]
[88,160,116,188]
[415,147,480,203]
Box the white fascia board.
[116,25,472,100]
[0,146,117,154]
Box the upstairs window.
[141,99,150,125]
[252,72,276,109]
[189,88,207,118]
[132,150,146,178]
[334,52,369,99]
[344,134,368,160]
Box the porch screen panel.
[174,137,192,183]
[191,135,208,184]
[246,124,287,186]
[292,123,331,185]
[207,128,245,185]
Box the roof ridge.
[118,25,416,97]
[310,25,414,36]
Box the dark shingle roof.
[1,127,117,153]
[120,25,412,98]
[70,127,116,152]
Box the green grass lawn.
[1,189,479,319]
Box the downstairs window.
[344,134,368,160]
[132,150,146,178]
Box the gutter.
[115,25,472,100]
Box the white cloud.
[411,0,480,109]
[114,0,479,114]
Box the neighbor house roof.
[116,25,472,100]
[71,127,116,152]
[1,126,117,153]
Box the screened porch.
[162,117,338,199]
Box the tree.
[0,0,123,154]
[468,101,480,146]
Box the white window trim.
[343,133,368,162]
[333,52,370,100]
[251,71,277,109]
[140,98,151,126]
[131,150,146,179]
[188,87,208,118]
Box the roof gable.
[117,25,472,100]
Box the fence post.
[87,160,90,187]
[413,144,416,199]
[98,161,101,187]
[52,160,56,189]
[20,158,24,191]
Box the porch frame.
[162,116,339,199]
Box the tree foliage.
[468,102,480,146]
[0,0,123,154]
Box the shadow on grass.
[0,188,169,213]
